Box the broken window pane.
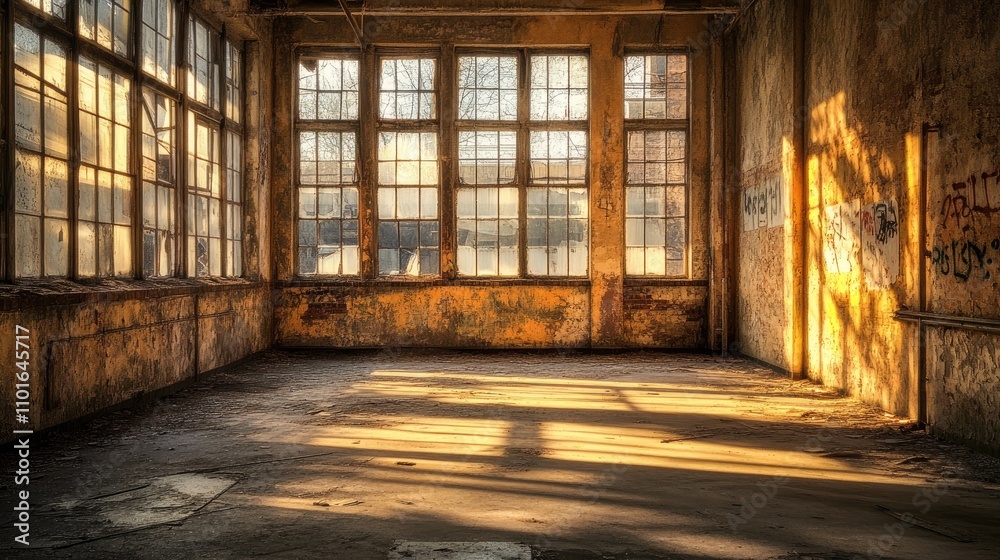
[141,89,176,277]
[79,0,131,57]
[299,57,360,121]
[524,187,588,277]
[187,16,220,110]
[530,54,588,121]
[458,55,518,121]
[624,54,687,120]
[529,131,587,185]
[22,0,69,20]
[141,0,175,85]
[186,112,223,277]
[298,180,359,276]
[379,58,436,120]
[78,58,132,277]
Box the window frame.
[622,48,692,279]
[373,48,442,280]
[3,0,245,283]
[454,48,592,280]
[454,49,524,278]
[293,48,364,279]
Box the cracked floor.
[3,351,1000,559]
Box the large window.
[454,52,590,278]
[377,56,440,277]
[527,54,589,277]
[624,53,688,277]
[78,57,133,277]
[456,56,520,277]
[185,16,242,277]
[8,0,244,282]
[292,49,591,280]
[13,24,70,278]
[296,56,361,276]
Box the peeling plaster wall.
[734,0,1000,455]
[272,14,721,349]
[732,0,795,371]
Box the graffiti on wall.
[861,199,900,290]
[824,200,861,274]
[742,176,785,232]
[940,169,1000,232]
[931,238,1000,282]
[932,166,1000,284]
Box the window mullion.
[218,29,228,279]
[439,43,456,280]
[3,6,14,281]
[517,49,530,278]
[359,46,376,279]
[177,1,189,278]
[132,0,144,279]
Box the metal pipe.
[275,8,742,17]
[895,309,1000,335]
[915,124,939,426]
[336,0,366,48]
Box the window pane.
[456,187,520,277]
[80,0,131,56]
[299,57,359,120]
[458,131,517,185]
[379,58,436,119]
[524,187,588,277]
[625,129,687,277]
[226,131,243,277]
[458,55,518,121]
[141,0,175,85]
[75,57,131,278]
[186,113,222,277]
[225,41,242,123]
[624,54,687,120]
[142,89,177,277]
[530,131,587,185]
[299,131,357,185]
[187,17,220,110]
[530,54,588,121]
[23,0,69,19]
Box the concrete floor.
[4,351,1000,559]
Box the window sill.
[0,277,262,312]
[623,278,708,287]
[280,277,592,288]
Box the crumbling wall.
[734,0,1000,455]
[732,0,795,370]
